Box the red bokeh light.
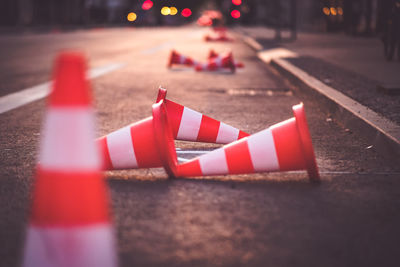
[232,0,242,5]
[231,10,241,19]
[142,0,153,10]
[181,8,192,17]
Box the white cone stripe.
[106,125,138,169]
[247,128,280,172]
[214,56,222,67]
[23,224,117,267]
[179,55,186,64]
[216,122,240,144]
[39,108,101,170]
[176,107,203,141]
[199,147,229,175]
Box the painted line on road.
[177,157,190,162]
[0,62,125,115]
[140,42,174,55]
[176,150,214,154]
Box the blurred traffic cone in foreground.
[23,52,117,267]
[174,103,320,181]
[195,51,236,72]
[208,49,244,68]
[167,50,198,68]
[156,87,249,143]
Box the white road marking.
[140,42,174,55]
[0,62,125,115]
[177,157,189,162]
[176,150,214,154]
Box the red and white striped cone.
[204,31,234,42]
[195,52,236,72]
[167,50,198,68]
[97,116,162,170]
[156,87,249,144]
[208,50,244,68]
[23,52,118,267]
[175,103,320,181]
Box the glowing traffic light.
[142,0,153,10]
[161,6,170,15]
[181,8,192,17]
[127,12,137,22]
[231,10,241,19]
[170,7,178,15]
[232,0,242,5]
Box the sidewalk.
[235,26,400,158]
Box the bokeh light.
[330,7,337,16]
[322,7,330,15]
[231,10,241,19]
[170,7,178,15]
[161,6,170,16]
[181,8,192,17]
[127,12,137,22]
[142,0,153,10]
[232,0,242,5]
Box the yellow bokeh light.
[127,12,137,22]
[170,7,178,15]
[161,6,170,15]
[322,7,330,16]
[330,7,337,16]
[337,7,343,15]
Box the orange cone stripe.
[197,115,220,143]
[50,52,91,107]
[165,99,184,139]
[100,117,162,170]
[31,169,109,226]
[270,118,306,171]
[130,117,162,168]
[225,140,254,174]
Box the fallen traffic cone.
[208,49,244,68]
[167,50,198,68]
[156,87,249,143]
[23,52,118,267]
[204,31,234,42]
[96,87,249,171]
[171,103,320,181]
[97,116,162,170]
[195,51,236,72]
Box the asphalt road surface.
[1,26,400,267]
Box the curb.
[241,35,400,159]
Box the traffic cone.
[208,49,244,68]
[97,116,162,170]
[174,103,320,181]
[156,87,249,143]
[204,31,234,42]
[167,50,198,68]
[23,52,118,267]
[195,51,236,72]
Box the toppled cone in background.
[208,49,244,68]
[167,50,198,68]
[195,51,236,73]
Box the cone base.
[292,103,320,181]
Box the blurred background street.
[1,1,400,267]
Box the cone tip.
[50,51,91,107]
